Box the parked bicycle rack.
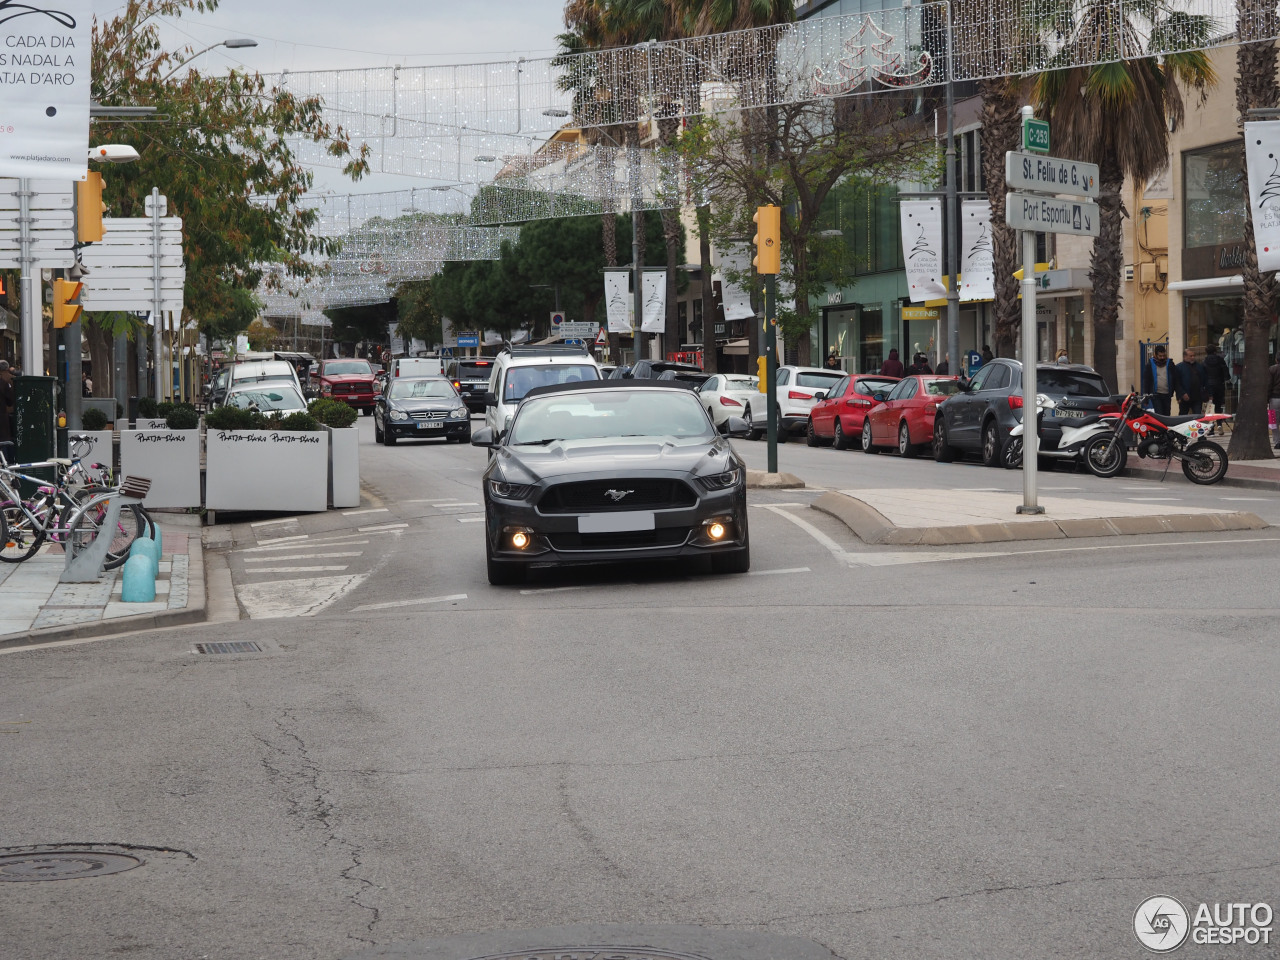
[60,476,152,584]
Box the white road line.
[358,523,409,532]
[760,504,848,559]
[404,499,464,503]
[250,517,299,527]
[457,517,485,523]
[1041,486,1082,491]
[341,507,389,516]
[1127,497,1183,501]
[349,593,468,612]
[246,565,350,573]
[255,534,309,546]
[519,584,596,595]
[243,552,362,563]
[238,540,369,554]
[1220,497,1272,501]
[953,487,1005,492]
[306,533,378,544]
[435,502,479,508]
[748,501,807,508]
[747,566,811,576]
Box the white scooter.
[1003,394,1120,470]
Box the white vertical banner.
[604,271,630,333]
[960,200,995,301]
[1245,122,1280,273]
[900,200,946,302]
[0,0,93,180]
[641,269,666,333]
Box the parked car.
[315,358,378,416]
[749,365,848,441]
[446,357,496,413]
[389,357,444,379]
[655,369,712,389]
[374,376,471,446]
[806,374,901,449]
[932,359,1118,467]
[626,359,704,380]
[223,382,310,417]
[484,343,602,438]
[698,373,761,428]
[860,375,961,457]
[471,380,752,585]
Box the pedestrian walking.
[981,344,994,365]
[1141,345,1175,415]
[880,348,904,377]
[936,353,950,375]
[1268,356,1280,450]
[1055,348,1070,364]
[908,353,933,375]
[0,360,15,447]
[82,371,93,397]
[1203,342,1228,413]
[1174,349,1207,416]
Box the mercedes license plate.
[418,421,443,430]
[578,512,655,533]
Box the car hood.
[390,397,459,411]
[323,373,373,383]
[496,436,737,484]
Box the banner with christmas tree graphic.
[604,271,631,333]
[641,269,667,333]
[900,201,945,302]
[1245,122,1280,273]
[960,201,995,302]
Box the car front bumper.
[386,418,471,439]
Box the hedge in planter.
[309,398,358,429]
[310,398,360,508]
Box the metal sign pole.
[17,179,41,375]
[765,274,777,473]
[1018,226,1042,514]
[151,187,163,399]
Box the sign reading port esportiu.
[0,0,92,180]
[1005,192,1101,238]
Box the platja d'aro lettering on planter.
[135,433,187,444]
[269,433,320,444]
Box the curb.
[0,533,208,651]
[812,491,1269,547]
[746,470,806,490]
[1122,462,1280,492]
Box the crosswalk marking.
[238,540,369,554]
[358,522,409,532]
[255,534,309,546]
[250,517,299,527]
[341,507,389,516]
[350,593,468,612]
[246,565,350,573]
[457,517,485,523]
[243,552,362,563]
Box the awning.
[1167,275,1243,294]
[722,338,750,355]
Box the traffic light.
[756,355,767,391]
[752,204,781,275]
[76,172,106,243]
[52,278,83,329]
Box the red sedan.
[861,375,961,457]
[807,374,900,449]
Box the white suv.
[749,365,847,440]
[485,344,602,437]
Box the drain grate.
[195,641,262,655]
[0,851,142,882]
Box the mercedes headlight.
[696,465,743,491]
[451,406,468,419]
[488,479,534,500]
[389,409,408,421]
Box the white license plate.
[578,512,655,533]
[417,421,443,430]
[1055,408,1085,419]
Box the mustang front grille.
[538,479,698,514]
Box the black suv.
[610,359,704,381]
[447,358,496,413]
[932,359,1117,467]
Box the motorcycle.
[1004,394,1120,471]
[1082,392,1232,484]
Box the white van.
[389,357,443,379]
[485,343,601,437]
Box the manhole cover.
[195,641,261,655]
[0,851,142,882]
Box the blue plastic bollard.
[120,554,157,602]
[130,537,161,565]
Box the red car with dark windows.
[316,358,377,416]
[861,375,961,457]
[807,374,900,449]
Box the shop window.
[1184,141,1247,248]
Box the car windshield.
[724,376,758,391]
[924,380,962,396]
[1038,370,1109,397]
[794,371,845,389]
[325,361,371,376]
[503,364,599,402]
[388,379,456,400]
[509,389,714,444]
[228,387,304,411]
[456,362,493,377]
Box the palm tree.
[1232,0,1279,459]
[1032,5,1215,392]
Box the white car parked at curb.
[748,365,847,441]
[697,374,761,428]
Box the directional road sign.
[559,321,596,338]
[1005,151,1099,199]
[1005,192,1100,237]
[456,332,480,348]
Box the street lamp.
[156,38,258,83]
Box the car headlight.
[451,406,468,419]
[696,466,743,491]
[389,409,408,421]
[488,479,534,500]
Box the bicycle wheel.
[0,500,47,562]
[63,495,150,570]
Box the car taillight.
[788,390,810,400]
[1007,395,1023,410]
[453,381,461,390]
[718,396,742,407]
[1099,403,1119,413]
[849,398,871,407]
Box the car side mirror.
[470,426,496,447]
[813,391,827,401]
[723,416,751,438]
[484,392,497,408]
[872,392,887,402]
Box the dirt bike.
[1082,393,1232,484]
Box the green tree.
[1032,4,1215,391]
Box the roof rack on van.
[499,340,588,357]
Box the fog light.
[511,531,530,550]
[707,522,726,541]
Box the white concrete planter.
[205,429,329,513]
[119,429,202,509]
[326,426,360,508]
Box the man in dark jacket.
[1203,342,1228,412]
[1174,349,1208,415]
[1141,345,1175,415]
[908,353,933,375]
[880,348,904,377]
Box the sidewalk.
[0,517,206,649]
[1125,449,1280,489]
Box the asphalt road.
[2,416,1278,960]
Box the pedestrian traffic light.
[76,172,106,243]
[52,278,83,329]
[752,204,781,275]
[756,355,767,391]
